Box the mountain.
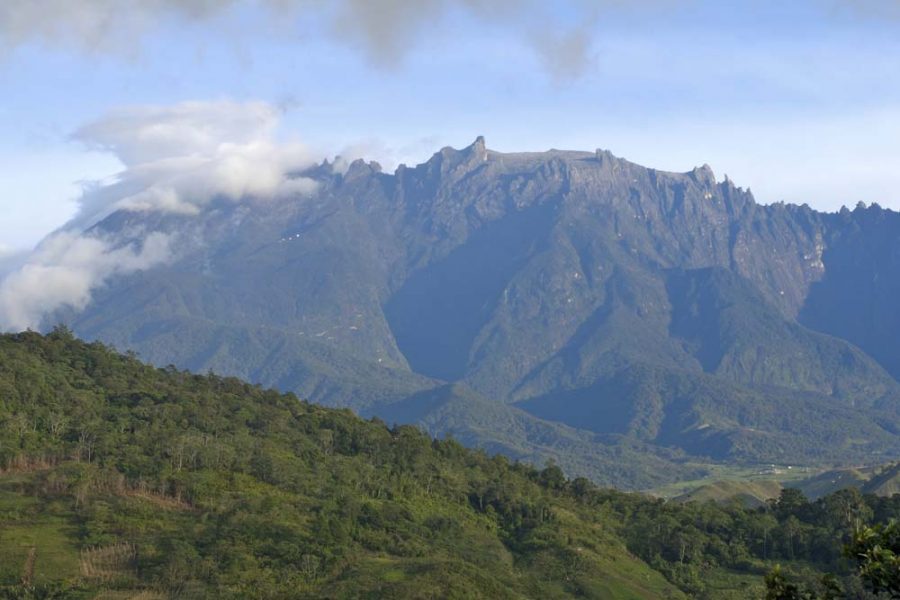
[50,138,900,488]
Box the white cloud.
[0,99,319,331]
[70,100,317,229]
[0,245,25,278]
[0,231,171,331]
[75,100,281,165]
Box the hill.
[5,331,900,598]
[0,329,685,598]
[861,463,900,497]
[673,480,784,508]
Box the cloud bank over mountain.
[0,246,24,278]
[69,100,317,229]
[0,231,172,331]
[0,99,318,331]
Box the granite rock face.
[63,138,900,487]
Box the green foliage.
[0,330,683,598]
[764,566,843,600]
[4,330,900,598]
[846,520,900,597]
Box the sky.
[2,0,900,253]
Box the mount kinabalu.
[58,137,900,489]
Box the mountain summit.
[48,139,900,488]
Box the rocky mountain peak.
[427,136,490,176]
[469,135,488,161]
[690,164,717,187]
[344,157,383,181]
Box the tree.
[773,488,809,519]
[846,520,900,597]
[822,488,872,532]
[764,566,842,600]
[539,461,566,490]
[755,512,779,560]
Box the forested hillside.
[0,329,683,599]
[2,330,900,599]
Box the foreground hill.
[6,331,900,598]
[0,330,684,598]
[47,138,900,488]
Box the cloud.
[0,0,234,55]
[0,0,604,81]
[0,98,319,331]
[0,231,171,331]
[4,1,895,83]
[331,0,446,68]
[0,245,26,278]
[70,100,317,229]
[532,22,596,85]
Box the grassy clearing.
[700,568,768,599]
[0,518,81,585]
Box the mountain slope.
[799,204,900,381]
[46,138,900,486]
[374,383,702,489]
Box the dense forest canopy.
[1,329,899,598]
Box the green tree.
[846,520,900,597]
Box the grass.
[0,519,82,585]
[381,569,406,583]
[583,557,688,600]
[0,473,164,598]
[699,568,767,599]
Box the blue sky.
[2,0,900,251]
